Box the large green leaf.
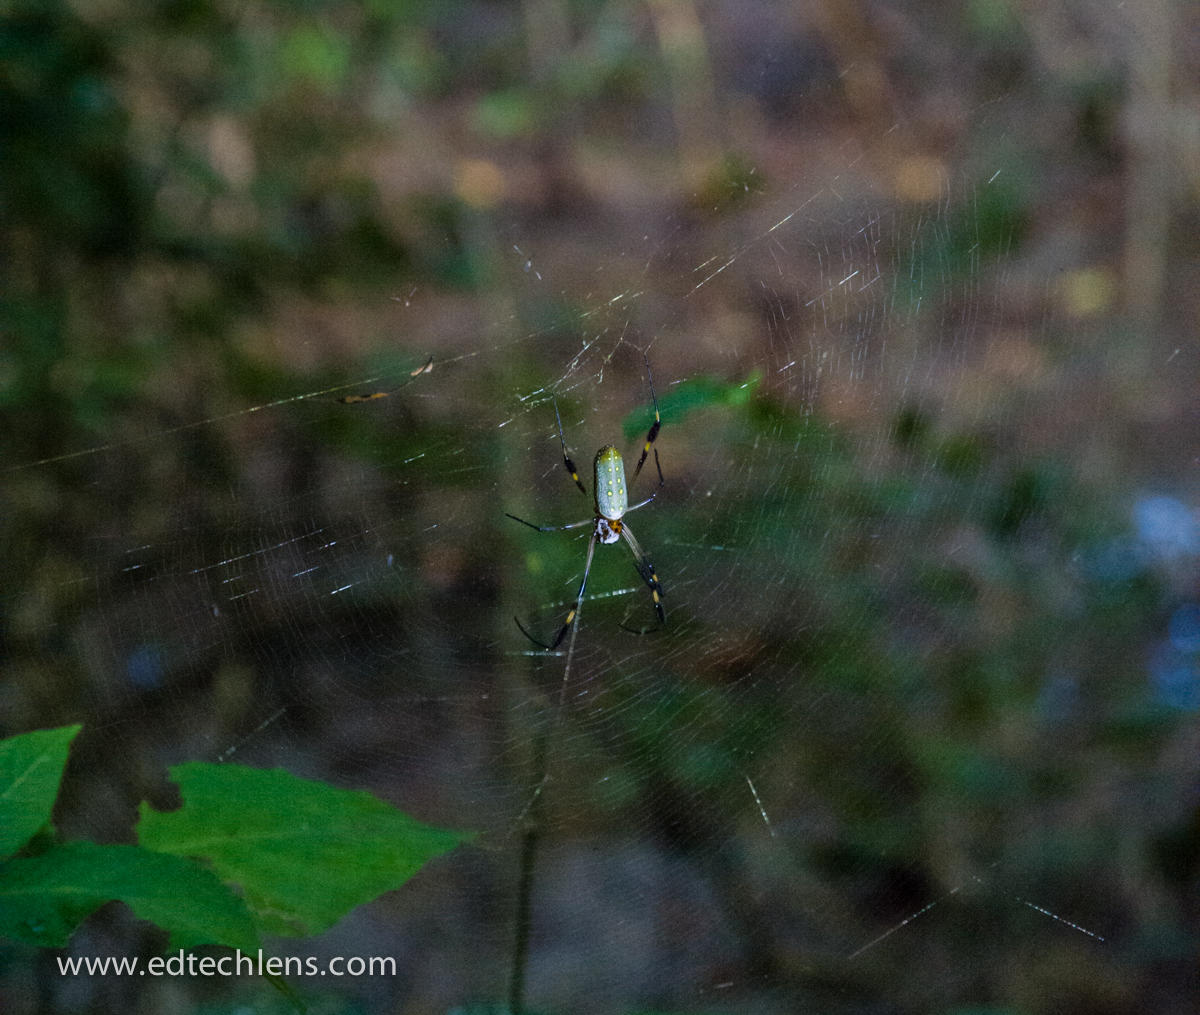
[0,725,81,860]
[0,841,258,952]
[138,763,469,937]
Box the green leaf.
[138,763,470,937]
[0,841,258,952]
[622,370,761,440]
[0,725,81,860]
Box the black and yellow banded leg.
[515,530,599,650]
[553,399,588,496]
[632,353,662,481]
[620,522,666,629]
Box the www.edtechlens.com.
[57,950,398,978]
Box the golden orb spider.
[507,361,665,650]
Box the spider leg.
[625,448,663,513]
[505,513,593,533]
[631,353,661,482]
[514,528,599,650]
[554,398,588,496]
[513,615,554,650]
[617,521,665,629]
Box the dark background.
[2,1,1198,1012]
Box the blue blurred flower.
[1147,641,1200,710]
[1168,602,1200,652]
[126,643,166,689]
[1133,494,1200,562]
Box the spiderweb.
[5,19,1197,1015]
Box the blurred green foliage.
[0,0,433,451]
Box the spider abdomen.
[593,445,628,521]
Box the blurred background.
[2,0,1198,1012]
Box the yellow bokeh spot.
[1059,266,1116,318]
[454,158,507,209]
[894,155,946,203]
